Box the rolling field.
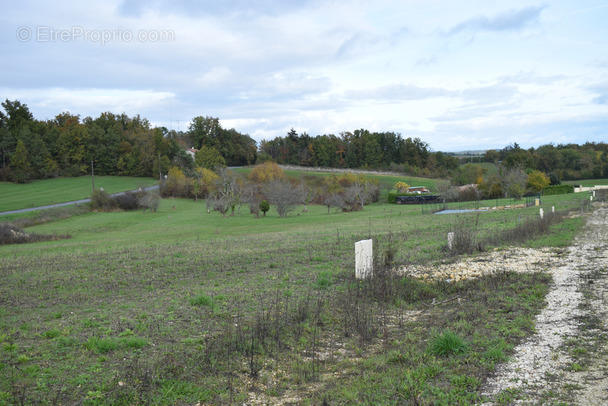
[0,176,597,405]
[0,176,158,212]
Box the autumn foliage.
[248,161,285,183]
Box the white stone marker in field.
[447,232,455,250]
[590,196,594,202]
[540,208,544,219]
[552,206,555,213]
[355,239,373,279]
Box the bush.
[387,190,400,204]
[259,200,270,216]
[113,191,142,211]
[543,184,574,195]
[138,192,161,213]
[90,188,115,211]
[448,215,483,255]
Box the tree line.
[2,99,607,185]
[0,100,257,183]
[481,142,608,181]
[258,128,459,178]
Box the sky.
[1,0,607,152]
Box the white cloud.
[1,0,608,151]
[447,5,546,34]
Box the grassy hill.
[0,183,593,404]
[0,176,157,212]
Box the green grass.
[0,184,594,404]
[190,293,217,308]
[563,178,608,187]
[0,176,157,212]
[2,191,589,257]
[428,330,469,356]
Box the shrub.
[428,330,468,356]
[165,166,189,197]
[248,161,285,183]
[113,191,142,210]
[387,190,400,204]
[138,192,161,213]
[90,188,115,211]
[449,214,483,255]
[394,181,410,193]
[543,184,574,195]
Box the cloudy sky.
[1,0,607,151]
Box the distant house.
[407,186,430,194]
[186,147,198,159]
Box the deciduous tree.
[166,166,189,197]
[248,161,285,183]
[263,179,300,217]
[195,145,226,169]
[527,170,550,193]
[11,139,31,183]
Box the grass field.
[0,176,157,212]
[0,175,598,404]
[563,179,608,187]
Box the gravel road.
[480,205,608,405]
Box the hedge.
[543,184,574,195]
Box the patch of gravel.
[397,246,561,282]
[479,205,608,405]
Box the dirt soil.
[480,204,608,405]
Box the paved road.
[0,185,159,217]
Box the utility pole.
[91,160,95,192]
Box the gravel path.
[480,205,608,405]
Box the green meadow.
[0,173,598,405]
[0,176,157,212]
[563,178,608,187]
